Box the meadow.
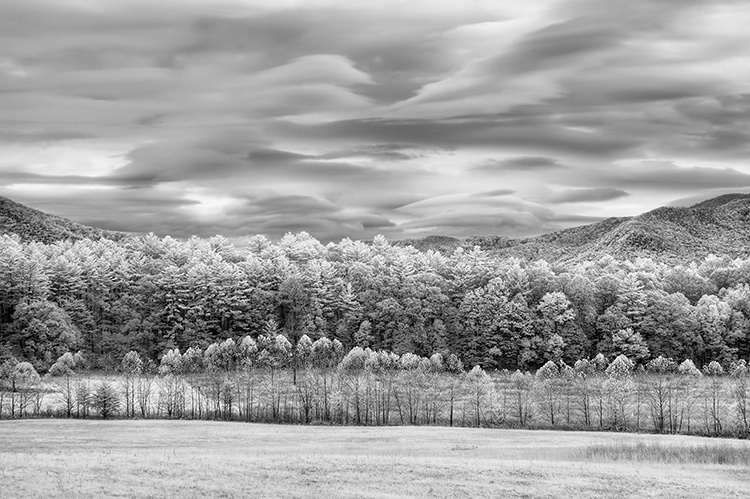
[2,420,750,498]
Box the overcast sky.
[2,0,750,243]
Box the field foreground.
[1,421,750,498]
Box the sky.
[2,0,750,243]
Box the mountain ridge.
[2,193,750,262]
[0,196,125,243]
[397,193,750,263]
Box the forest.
[3,231,750,435]
[1,231,749,373]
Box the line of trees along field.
[2,344,750,438]
[2,232,750,373]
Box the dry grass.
[580,440,750,465]
[1,420,750,498]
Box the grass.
[2,420,750,498]
[580,440,750,465]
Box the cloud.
[548,188,630,204]
[396,207,564,238]
[674,95,750,127]
[667,188,750,208]
[571,162,750,191]
[275,117,642,159]
[0,183,201,236]
[224,193,397,240]
[476,156,564,171]
[319,143,442,162]
[2,0,750,242]
[473,189,516,198]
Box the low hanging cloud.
[548,187,630,204]
[473,189,516,198]
[566,162,750,191]
[2,0,750,242]
[476,156,564,171]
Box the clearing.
[1,420,749,498]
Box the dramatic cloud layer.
[2,0,750,242]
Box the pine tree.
[92,379,120,419]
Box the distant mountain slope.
[400,194,750,263]
[0,196,125,243]
[4,192,750,261]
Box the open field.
[1,421,750,498]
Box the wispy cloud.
[548,188,630,204]
[1,0,749,241]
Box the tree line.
[3,343,750,438]
[2,231,750,372]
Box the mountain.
[0,196,125,243]
[399,193,750,263]
[3,193,750,262]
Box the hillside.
[400,193,750,263]
[0,196,124,243]
[3,193,750,261]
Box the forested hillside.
[0,196,124,244]
[399,193,750,263]
[2,228,750,373]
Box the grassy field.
[1,421,750,498]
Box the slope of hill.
[402,194,750,263]
[3,193,750,262]
[0,196,124,243]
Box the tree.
[537,292,576,335]
[311,337,336,370]
[279,276,310,345]
[465,365,494,427]
[573,359,594,427]
[49,351,86,417]
[10,361,40,418]
[695,295,734,365]
[728,360,750,437]
[0,358,15,419]
[237,336,258,369]
[702,360,725,434]
[605,355,634,429]
[663,266,716,304]
[509,370,534,427]
[644,356,678,433]
[595,307,631,354]
[607,328,650,364]
[92,378,120,419]
[258,335,292,371]
[354,321,373,349]
[544,334,565,363]
[639,292,698,360]
[9,300,80,369]
[120,351,143,418]
[535,360,561,425]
